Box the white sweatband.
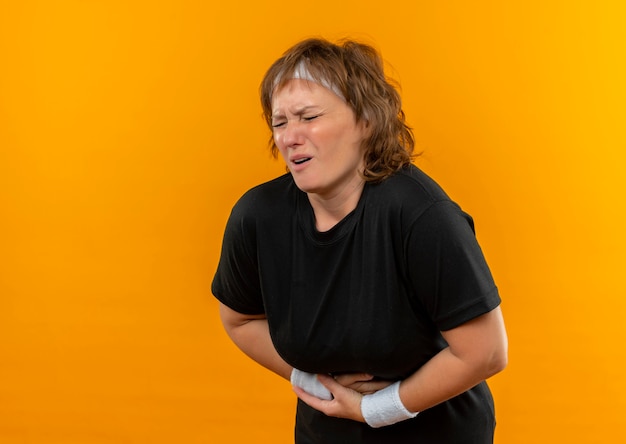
[274,60,346,101]
[290,368,333,400]
[361,381,418,428]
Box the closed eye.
[303,115,319,122]
[271,121,286,128]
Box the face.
[271,79,368,199]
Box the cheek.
[273,132,286,152]
[274,137,288,159]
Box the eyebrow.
[272,105,319,119]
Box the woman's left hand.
[293,374,366,422]
[332,372,394,395]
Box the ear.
[359,117,372,138]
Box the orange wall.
[1,1,625,443]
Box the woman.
[212,37,508,443]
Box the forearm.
[218,303,292,380]
[399,345,503,413]
[400,307,508,413]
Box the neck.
[307,176,365,232]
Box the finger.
[333,372,374,386]
[352,380,395,394]
[295,377,364,422]
[358,380,394,391]
[293,375,341,406]
[317,374,364,401]
[317,375,365,406]
[293,383,337,416]
[293,385,327,407]
[317,373,345,393]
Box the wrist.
[360,381,418,428]
[290,368,333,400]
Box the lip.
[289,155,313,172]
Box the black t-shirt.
[212,164,501,443]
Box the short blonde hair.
[260,38,416,183]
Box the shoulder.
[221,173,296,246]
[382,164,450,200]
[231,173,296,218]
[368,164,455,219]
[366,165,478,235]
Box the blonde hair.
[260,38,416,183]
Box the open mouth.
[293,158,311,165]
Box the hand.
[293,374,365,422]
[333,373,394,395]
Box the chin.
[292,178,321,195]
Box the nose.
[278,121,303,149]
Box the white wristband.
[290,368,333,400]
[361,381,418,428]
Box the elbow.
[485,341,508,378]
[488,350,508,376]
[218,303,267,340]
[485,311,509,377]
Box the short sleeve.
[211,199,265,315]
[406,200,500,331]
